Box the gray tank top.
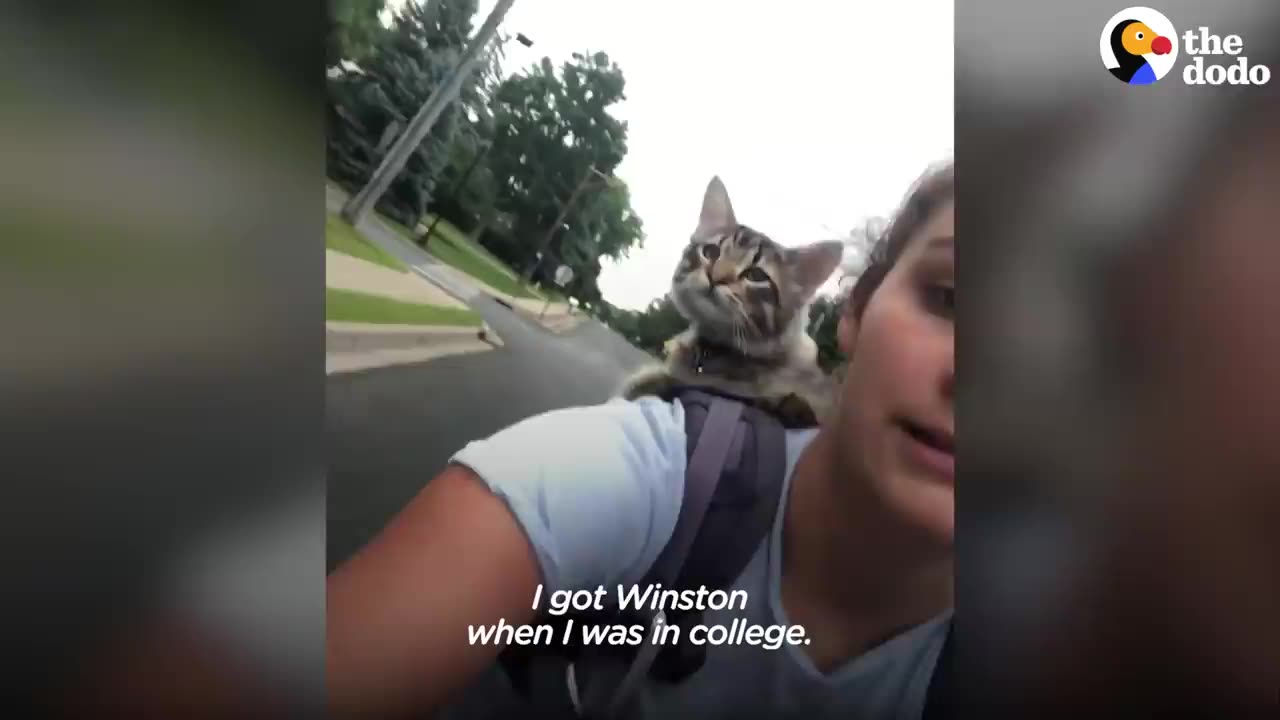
[446,426,950,720]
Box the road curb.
[327,321,503,354]
[488,295,584,335]
[326,338,493,376]
[524,309,586,335]
[477,321,504,347]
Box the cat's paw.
[620,366,680,401]
[758,393,821,429]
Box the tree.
[594,289,844,367]
[482,50,643,297]
[423,30,514,236]
[808,295,845,373]
[634,295,689,356]
[803,224,882,373]
[326,0,480,227]
[576,181,644,262]
[327,0,387,69]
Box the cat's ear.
[788,240,845,298]
[696,176,737,236]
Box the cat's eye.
[741,267,770,283]
[701,244,720,261]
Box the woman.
[327,161,955,719]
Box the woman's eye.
[741,267,770,283]
[701,244,720,261]
[924,284,954,317]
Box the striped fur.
[620,176,844,427]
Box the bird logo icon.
[1101,7,1179,85]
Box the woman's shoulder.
[453,395,688,471]
[449,396,689,592]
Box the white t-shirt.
[450,396,950,720]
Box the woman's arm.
[326,397,690,718]
[326,463,541,718]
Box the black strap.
[921,620,955,720]
[496,388,789,718]
[645,396,743,587]
[641,389,787,684]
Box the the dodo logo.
[1101,7,1178,85]
[1101,7,1272,87]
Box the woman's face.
[834,199,955,544]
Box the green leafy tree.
[541,182,644,304]
[326,0,479,227]
[621,294,688,357]
[424,30,514,237]
[596,291,843,365]
[327,0,387,69]
[808,294,846,373]
[577,181,644,262]
[600,304,644,349]
[482,50,643,297]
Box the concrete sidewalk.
[326,250,470,310]
[326,322,501,375]
[422,262,585,334]
[326,241,505,372]
[327,183,583,333]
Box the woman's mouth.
[898,417,955,480]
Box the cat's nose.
[708,261,737,286]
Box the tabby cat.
[620,176,844,427]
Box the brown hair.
[845,160,954,318]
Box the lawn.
[422,215,523,282]
[326,214,408,272]
[539,287,568,303]
[326,287,482,327]
[382,215,540,300]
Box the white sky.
[387,0,954,310]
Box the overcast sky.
[387,0,954,310]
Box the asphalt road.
[326,292,656,571]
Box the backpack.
[494,387,955,719]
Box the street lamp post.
[340,0,518,225]
[522,166,617,285]
[420,30,533,249]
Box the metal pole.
[420,142,491,249]
[340,0,517,225]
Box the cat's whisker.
[734,306,755,340]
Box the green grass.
[326,214,408,272]
[422,215,523,281]
[326,287,482,327]
[381,215,540,300]
[325,178,556,303]
[538,287,568,303]
[424,234,541,300]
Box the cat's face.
[671,176,843,350]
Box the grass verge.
[326,214,408,272]
[326,287,481,327]
[326,178,548,302]
[422,215,521,280]
[382,215,540,300]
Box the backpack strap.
[646,393,745,586]
[640,388,788,685]
[921,619,955,720]
[498,388,788,719]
